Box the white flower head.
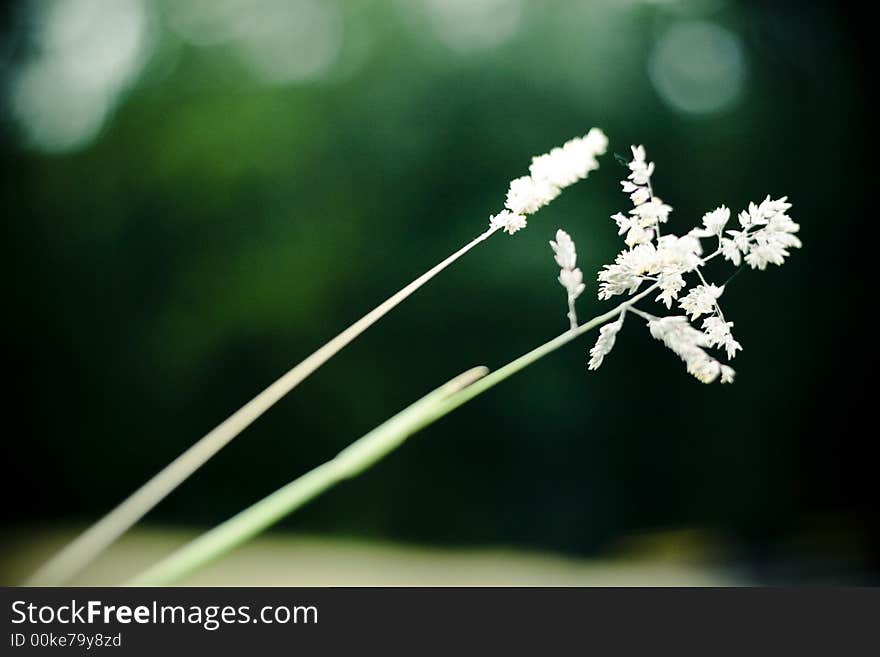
[597,242,659,300]
[739,195,793,228]
[702,316,742,360]
[492,128,607,236]
[631,197,672,227]
[558,267,585,299]
[583,127,610,156]
[588,313,625,370]
[679,284,724,320]
[505,176,560,215]
[613,212,654,247]
[551,229,585,300]
[489,210,527,235]
[721,231,748,266]
[628,145,655,186]
[606,144,676,258]
[689,357,721,384]
[720,365,736,384]
[622,180,651,206]
[625,224,654,247]
[530,149,578,189]
[550,229,577,270]
[529,129,608,190]
[551,228,587,329]
[692,205,731,237]
[657,234,703,268]
[648,316,705,348]
[656,272,686,309]
[648,316,720,384]
[724,196,801,269]
[744,222,802,269]
[644,236,704,308]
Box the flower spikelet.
[648,316,721,384]
[588,314,625,370]
[550,229,586,301]
[491,128,608,234]
[490,210,528,235]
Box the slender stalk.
[26,226,500,586]
[127,284,658,586]
[127,366,491,586]
[566,295,578,331]
[426,282,658,418]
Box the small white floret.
[692,205,730,237]
[720,365,736,384]
[489,210,528,235]
[588,313,625,370]
[702,316,742,360]
[679,284,724,320]
[505,176,560,215]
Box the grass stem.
[26,227,499,586]
[127,284,657,585]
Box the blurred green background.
[1,0,873,584]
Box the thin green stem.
[627,306,658,322]
[426,282,658,418]
[127,283,658,586]
[26,226,499,586]
[126,366,490,586]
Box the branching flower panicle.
[582,144,800,383]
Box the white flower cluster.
[648,317,735,384]
[584,144,800,384]
[679,284,723,321]
[597,234,702,306]
[550,229,586,330]
[489,210,528,235]
[720,197,802,270]
[588,312,624,370]
[614,145,672,248]
[489,128,608,235]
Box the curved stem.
[127,283,658,586]
[26,226,500,586]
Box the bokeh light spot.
[232,0,343,85]
[8,0,153,153]
[168,0,343,85]
[419,0,522,53]
[648,19,746,115]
